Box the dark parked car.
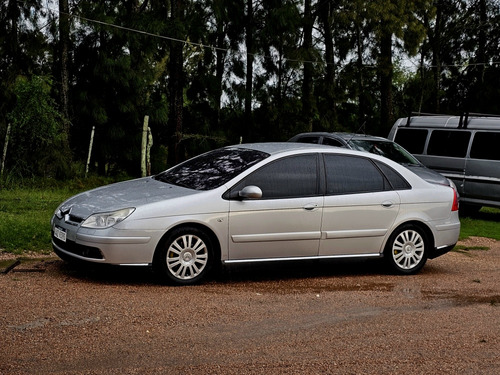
[289,132,454,187]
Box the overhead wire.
[38,2,500,72]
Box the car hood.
[57,177,199,219]
[405,165,450,186]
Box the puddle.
[423,290,500,307]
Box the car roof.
[394,115,500,130]
[235,142,334,155]
[291,132,391,143]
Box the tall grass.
[0,177,119,254]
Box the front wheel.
[153,227,214,285]
[385,225,428,274]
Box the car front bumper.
[51,216,157,265]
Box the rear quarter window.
[374,161,411,190]
[470,132,500,160]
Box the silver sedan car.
[52,143,460,285]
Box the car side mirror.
[238,185,262,200]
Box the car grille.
[52,233,104,260]
[67,214,84,224]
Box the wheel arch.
[384,220,435,255]
[154,222,222,262]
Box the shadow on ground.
[38,256,401,287]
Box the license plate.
[54,226,67,242]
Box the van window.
[296,136,320,144]
[470,132,500,160]
[322,137,344,147]
[427,130,471,158]
[394,128,428,154]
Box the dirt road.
[1,238,499,374]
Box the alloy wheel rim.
[166,234,208,280]
[392,229,424,270]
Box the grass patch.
[0,177,120,253]
[0,188,77,253]
[459,207,500,241]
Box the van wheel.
[385,224,428,274]
[459,203,481,217]
[153,226,214,285]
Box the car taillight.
[451,187,459,212]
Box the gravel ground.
[1,237,499,375]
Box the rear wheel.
[385,224,428,274]
[153,227,214,285]
[459,203,481,217]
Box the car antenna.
[346,121,366,146]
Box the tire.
[153,226,214,285]
[459,203,482,217]
[385,224,428,275]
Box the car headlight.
[81,208,135,229]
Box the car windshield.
[349,140,421,166]
[154,147,270,190]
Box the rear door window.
[470,132,500,160]
[427,130,471,158]
[323,155,389,195]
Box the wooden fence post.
[85,126,95,178]
[141,115,149,177]
[1,123,11,178]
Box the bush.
[5,75,72,179]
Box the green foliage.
[2,0,500,175]
[6,75,72,178]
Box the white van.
[388,114,500,212]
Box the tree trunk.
[59,0,70,123]
[167,0,185,166]
[477,0,487,85]
[355,14,366,125]
[319,0,336,130]
[7,0,19,64]
[302,0,314,132]
[431,1,442,113]
[379,28,393,130]
[215,20,226,129]
[244,0,254,141]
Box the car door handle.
[303,203,319,211]
[381,201,394,208]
